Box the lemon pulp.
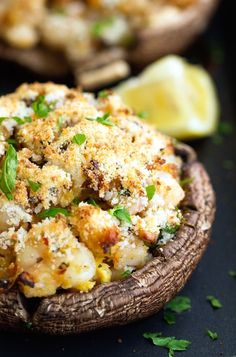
[116,56,219,140]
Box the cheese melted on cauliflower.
[0,83,184,297]
[0,0,196,59]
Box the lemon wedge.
[115,56,219,140]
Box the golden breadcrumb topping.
[0,82,184,297]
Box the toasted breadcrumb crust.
[0,0,197,59]
[0,82,184,297]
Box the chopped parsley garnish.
[223,160,235,170]
[162,225,179,235]
[145,185,156,201]
[179,177,193,188]
[206,295,222,309]
[0,116,32,125]
[98,90,109,99]
[72,133,87,146]
[28,180,41,192]
[109,205,131,224]
[228,270,236,278]
[121,268,133,279]
[6,138,17,145]
[12,116,32,124]
[212,121,235,145]
[212,134,223,145]
[53,7,66,15]
[72,197,80,205]
[210,44,224,65]
[87,113,115,126]
[137,111,148,119]
[96,113,114,126]
[57,116,64,132]
[32,95,52,118]
[163,310,176,325]
[0,145,17,200]
[163,296,191,325]
[218,121,234,136]
[143,332,191,356]
[38,207,70,219]
[87,198,99,207]
[207,330,218,341]
[91,17,115,38]
[165,296,191,313]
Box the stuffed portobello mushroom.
[0,0,218,88]
[0,83,215,334]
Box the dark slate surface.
[0,0,235,356]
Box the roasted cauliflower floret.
[17,217,96,297]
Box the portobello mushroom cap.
[0,0,218,88]
[0,143,215,335]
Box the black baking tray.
[0,0,235,356]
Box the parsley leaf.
[207,330,218,341]
[32,96,52,118]
[28,180,41,192]
[72,133,86,146]
[0,145,17,200]
[228,270,236,278]
[0,117,6,124]
[179,177,193,188]
[87,113,115,126]
[165,296,191,313]
[137,111,148,119]
[96,113,114,126]
[6,138,17,145]
[57,116,64,132]
[211,134,223,145]
[0,116,32,125]
[87,198,99,207]
[162,225,180,235]
[91,17,115,38]
[212,121,235,145]
[72,197,80,205]
[145,185,156,201]
[38,207,70,219]
[163,310,176,325]
[98,90,109,99]
[12,116,32,124]
[206,295,222,309]
[143,332,191,356]
[121,268,133,279]
[223,160,235,170]
[218,121,234,136]
[109,205,132,224]
[163,296,191,325]
[12,116,25,125]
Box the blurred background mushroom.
[0,0,218,89]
